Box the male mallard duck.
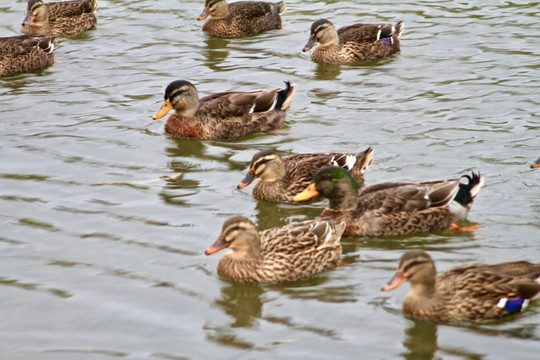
[197,0,285,38]
[381,250,540,322]
[302,19,404,65]
[0,35,56,77]
[237,146,374,203]
[21,0,98,37]
[294,166,484,236]
[205,216,346,285]
[531,157,540,169]
[152,80,295,140]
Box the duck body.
[198,0,285,38]
[302,19,404,65]
[21,0,98,37]
[152,80,295,140]
[238,146,374,203]
[0,35,56,77]
[294,167,484,237]
[382,250,540,322]
[205,216,346,285]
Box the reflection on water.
[216,283,264,328]
[403,320,438,360]
[203,36,231,71]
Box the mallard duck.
[0,35,56,77]
[21,0,98,37]
[152,80,295,140]
[197,0,285,38]
[294,166,484,237]
[381,250,540,322]
[302,19,404,65]
[205,215,346,285]
[237,146,374,203]
[531,157,540,169]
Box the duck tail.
[275,1,286,14]
[394,21,405,40]
[275,81,296,111]
[453,171,484,207]
[83,0,99,13]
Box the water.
[1,0,539,359]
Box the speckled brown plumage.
[198,0,285,38]
[152,80,295,140]
[302,19,404,65]
[205,216,346,285]
[294,167,484,237]
[238,146,374,203]
[382,250,540,322]
[0,35,56,77]
[21,0,98,37]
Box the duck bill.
[237,170,256,189]
[152,99,173,120]
[531,158,540,168]
[22,13,34,26]
[205,237,230,255]
[293,183,319,202]
[381,270,407,291]
[197,8,210,20]
[302,37,316,52]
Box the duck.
[197,0,285,38]
[205,215,346,285]
[152,80,295,140]
[21,0,98,37]
[302,19,404,65]
[531,157,540,169]
[293,166,484,237]
[381,250,540,322]
[0,35,57,77]
[237,146,374,203]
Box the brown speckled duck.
[21,0,98,37]
[205,216,346,285]
[152,80,295,140]
[294,167,484,237]
[0,35,57,77]
[237,146,374,203]
[197,0,285,38]
[382,250,540,322]
[302,19,404,65]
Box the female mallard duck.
[152,80,295,140]
[205,216,346,285]
[302,19,404,65]
[0,35,56,77]
[237,146,374,203]
[21,0,98,37]
[531,157,540,169]
[382,250,540,322]
[197,0,285,38]
[294,166,484,236]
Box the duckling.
[294,167,484,236]
[238,146,374,203]
[382,250,540,322]
[302,19,404,65]
[205,215,346,285]
[21,0,98,37]
[0,35,57,77]
[197,0,285,38]
[152,80,295,140]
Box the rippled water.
[1,0,539,359]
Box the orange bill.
[237,170,256,189]
[293,183,319,202]
[152,99,173,120]
[381,270,407,291]
[205,237,229,255]
[197,8,210,21]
